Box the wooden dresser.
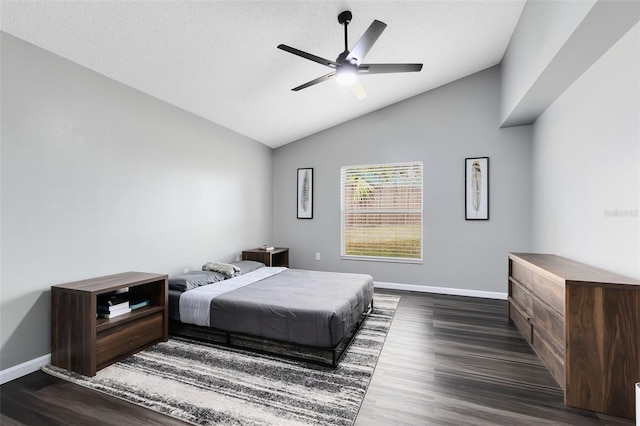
[508,253,640,419]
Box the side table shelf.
[51,271,168,377]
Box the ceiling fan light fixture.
[335,64,358,86]
[277,11,422,97]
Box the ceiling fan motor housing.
[338,11,352,25]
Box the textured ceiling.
[1,1,525,148]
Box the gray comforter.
[178,268,374,348]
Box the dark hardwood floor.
[1,290,635,425]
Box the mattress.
[172,268,374,348]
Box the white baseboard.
[0,353,50,385]
[374,281,507,300]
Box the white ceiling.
[1,1,525,148]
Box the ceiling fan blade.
[350,79,367,100]
[277,44,337,68]
[359,63,423,74]
[292,72,335,91]
[346,20,387,64]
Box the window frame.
[340,161,423,264]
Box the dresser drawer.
[509,302,532,344]
[532,272,565,315]
[532,327,565,390]
[533,295,564,348]
[510,259,533,290]
[510,279,533,316]
[96,312,163,368]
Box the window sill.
[340,255,423,264]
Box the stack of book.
[259,245,274,251]
[129,294,150,311]
[97,292,130,319]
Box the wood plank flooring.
[1,290,635,425]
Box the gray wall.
[500,0,594,125]
[500,0,640,280]
[0,33,273,370]
[273,66,533,293]
[500,0,639,128]
[530,23,639,279]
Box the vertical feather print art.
[465,157,489,220]
[471,160,482,216]
[297,168,313,219]
[301,170,310,213]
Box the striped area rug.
[42,293,400,426]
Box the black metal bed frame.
[169,300,373,368]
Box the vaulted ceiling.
[1,1,525,147]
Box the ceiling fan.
[277,11,423,99]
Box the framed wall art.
[465,157,489,220]
[297,168,313,219]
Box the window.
[341,161,423,262]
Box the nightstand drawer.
[96,312,163,368]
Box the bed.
[168,261,374,366]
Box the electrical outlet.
[183,268,189,273]
[315,252,321,261]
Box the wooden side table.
[51,271,168,376]
[242,247,289,267]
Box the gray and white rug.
[42,293,400,426]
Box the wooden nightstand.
[242,247,289,267]
[51,271,168,376]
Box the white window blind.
[341,161,423,262]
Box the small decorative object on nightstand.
[242,247,289,267]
